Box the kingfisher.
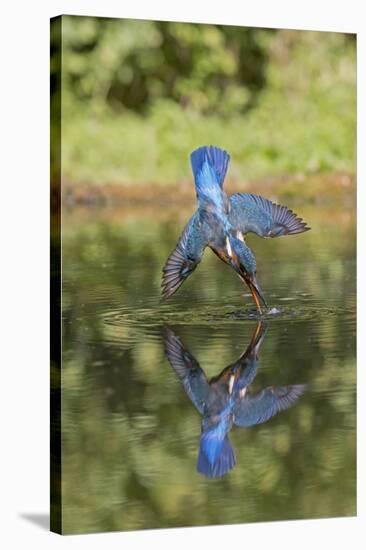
[161,146,310,312]
[163,323,306,478]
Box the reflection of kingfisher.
[161,146,310,312]
[163,323,306,478]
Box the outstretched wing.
[161,212,207,300]
[229,193,310,237]
[233,384,306,427]
[163,327,210,415]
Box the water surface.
[61,202,356,534]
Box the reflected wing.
[163,327,210,414]
[161,212,207,300]
[233,384,306,427]
[229,193,310,238]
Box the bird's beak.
[248,321,268,356]
[225,237,267,313]
[246,274,268,313]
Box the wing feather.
[233,384,306,427]
[163,327,210,414]
[161,212,207,300]
[229,193,310,238]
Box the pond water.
[60,201,356,534]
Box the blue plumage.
[229,193,310,237]
[197,434,236,478]
[190,146,230,215]
[233,385,306,427]
[161,212,206,300]
[195,160,224,209]
[190,145,230,189]
[228,235,257,275]
[162,145,311,310]
[163,323,306,479]
[199,419,230,465]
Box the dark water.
[61,204,356,534]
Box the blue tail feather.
[190,146,230,189]
[197,433,236,478]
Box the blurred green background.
[55,16,356,186]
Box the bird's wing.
[229,193,310,237]
[161,212,207,300]
[163,327,210,415]
[233,384,306,427]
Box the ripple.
[101,303,355,330]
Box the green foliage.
[61,17,269,115]
[58,16,356,185]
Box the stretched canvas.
[50,15,356,535]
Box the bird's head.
[226,234,268,310]
[227,234,256,274]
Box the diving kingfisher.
[161,146,310,312]
[163,323,306,478]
